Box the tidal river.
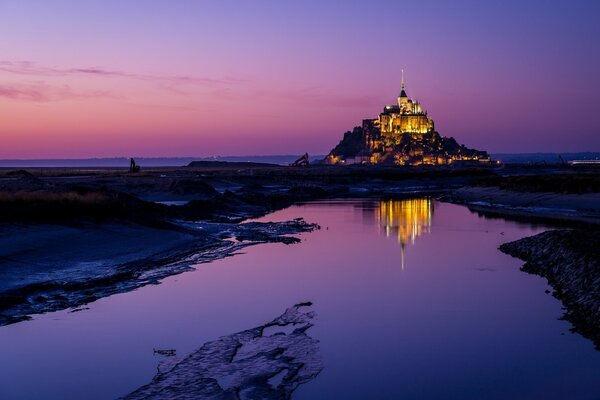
[1,199,599,399]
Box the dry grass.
[0,190,155,223]
[0,191,111,204]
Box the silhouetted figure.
[129,158,140,173]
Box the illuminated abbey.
[326,71,490,166]
[376,71,434,136]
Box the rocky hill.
[327,127,489,166]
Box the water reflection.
[2,200,597,400]
[376,198,433,269]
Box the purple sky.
[1,0,599,158]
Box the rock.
[121,303,323,400]
[326,128,489,166]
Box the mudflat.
[1,163,599,337]
[448,186,600,224]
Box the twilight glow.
[1,0,599,158]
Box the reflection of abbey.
[379,198,432,246]
[377,198,433,270]
[326,71,490,166]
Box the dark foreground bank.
[0,171,326,325]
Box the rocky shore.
[121,302,322,400]
[500,230,600,349]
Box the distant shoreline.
[0,155,327,168]
[0,152,598,167]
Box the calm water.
[1,199,599,400]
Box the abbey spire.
[399,69,407,98]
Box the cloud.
[0,61,370,108]
[0,82,117,102]
[207,86,377,108]
[285,88,377,108]
[254,86,378,108]
[0,61,242,86]
[0,60,244,103]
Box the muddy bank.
[0,165,493,203]
[445,186,600,225]
[121,302,322,400]
[500,230,600,348]
[2,166,595,326]
[0,219,318,326]
[472,172,600,194]
[0,170,340,325]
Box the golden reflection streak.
[377,198,433,270]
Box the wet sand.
[446,186,600,225]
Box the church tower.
[398,69,409,109]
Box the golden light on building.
[375,70,435,138]
[377,198,433,270]
[327,70,491,166]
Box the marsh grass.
[0,190,152,223]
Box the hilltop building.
[326,71,490,166]
[377,71,435,136]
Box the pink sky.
[1,1,599,158]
